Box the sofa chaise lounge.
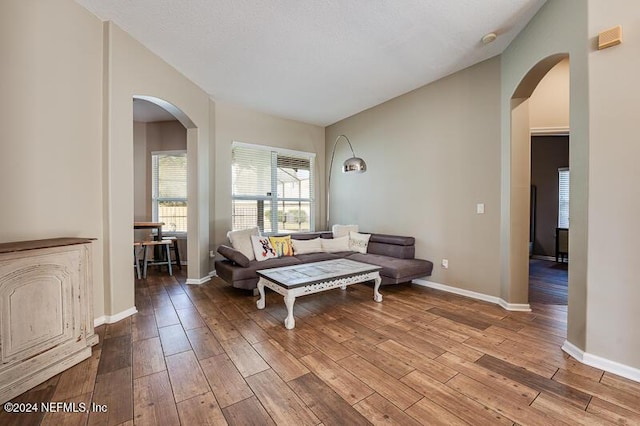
[215,231,433,291]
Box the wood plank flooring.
[3,268,639,425]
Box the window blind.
[231,143,315,233]
[152,151,187,232]
[558,167,569,228]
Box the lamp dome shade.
[342,157,367,173]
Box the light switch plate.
[476,203,485,214]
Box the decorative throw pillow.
[291,237,323,255]
[227,226,259,261]
[250,235,278,261]
[349,231,371,254]
[332,224,359,238]
[269,235,294,257]
[321,235,350,253]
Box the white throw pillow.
[227,226,259,261]
[321,236,350,253]
[349,231,371,254]
[332,224,359,238]
[291,237,323,255]
[250,235,278,261]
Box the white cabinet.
[0,238,98,403]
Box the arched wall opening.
[507,53,569,308]
[132,96,196,281]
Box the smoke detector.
[481,33,497,44]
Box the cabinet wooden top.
[0,238,96,254]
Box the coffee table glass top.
[257,259,381,288]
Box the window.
[232,143,315,233]
[152,151,187,233]
[558,167,569,228]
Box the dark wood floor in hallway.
[529,258,568,305]
[3,268,639,425]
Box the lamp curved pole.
[327,134,363,230]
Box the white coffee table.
[256,259,382,329]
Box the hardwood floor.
[4,268,640,425]
[529,258,568,305]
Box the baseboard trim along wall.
[411,279,532,312]
[186,276,211,285]
[94,306,138,327]
[497,299,533,312]
[562,340,640,383]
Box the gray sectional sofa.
[214,231,433,291]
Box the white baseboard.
[94,306,138,327]
[562,340,640,383]
[186,276,211,285]
[209,270,218,277]
[498,299,533,312]
[411,279,531,312]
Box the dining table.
[134,221,164,258]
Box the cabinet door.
[0,248,82,366]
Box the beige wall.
[501,0,589,346]
[213,102,325,255]
[529,58,570,131]
[0,0,106,318]
[326,57,502,297]
[587,0,640,369]
[133,120,187,221]
[133,121,148,221]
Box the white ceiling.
[78,0,546,126]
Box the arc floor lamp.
[327,134,367,229]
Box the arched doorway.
[133,95,197,284]
[506,53,569,309]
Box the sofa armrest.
[217,244,250,267]
[368,234,415,246]
[366,233,416,259]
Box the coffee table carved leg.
[256,279,266,309]
[373,276,383,302]
[284,294,296,329]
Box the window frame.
[231,141,316,234]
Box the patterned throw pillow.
[349,231,371,254]
[250,235,278,261]
[269,235,294,257]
